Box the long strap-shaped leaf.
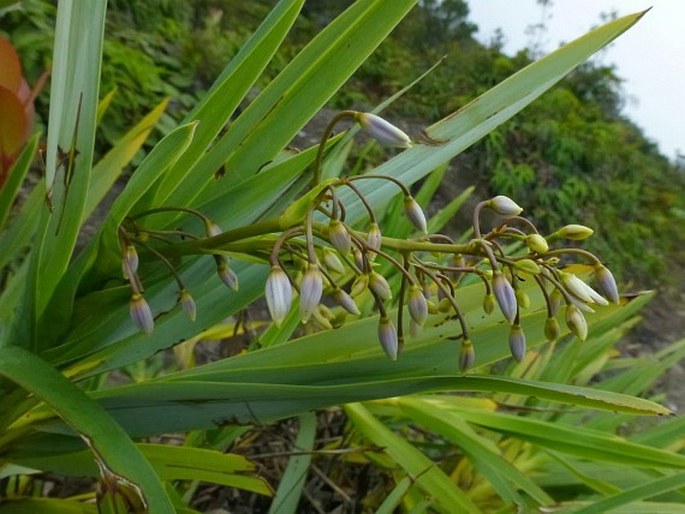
[0,346,174,513]
[338,10,648,224]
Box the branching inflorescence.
[118,111,619,371]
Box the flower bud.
[595,264,619,304]
[368,271,392,300]
[333,288,360,315]
[565,304,588,341]
[355,112,412,148]
[459,340,475,372]
[350,274,369,297]
[404,196,427,233]
[482,293,495,315]
[378,315,399,360]
[367,222,382,253]
[205,221,223,238]
[544,316,561,342]
[352,247,365,271]
[508,324,526,362]
[265,265,293,326]
[555,224,594,240]
[408,285,428,325]
[524,234,549,254]
[123,244,139,274]
[438,297,452,313]
[492,270,517,324]
[322,248,345,275]
[299,264,323,323]
[130,293,154,335]
[516,289,531,310]
[487,195,523,216]
[179,289,196,322]
[549,288,563,316]
[561,272,607,305]
[328,219,351,255]
[217,258,239,291]
[514,259,541,275]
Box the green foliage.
[0,2,682,513]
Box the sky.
[466,0,685,161]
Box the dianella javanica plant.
[0,1,678,513]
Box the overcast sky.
[467,0,685,161]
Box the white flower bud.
[356,112,412,148]
[322,248,345,274]
[367,222,382,253]
[487,195,523,216]
[408,285,428,325]
[404,196,427,233]
[492,270,517,324]
[595,264,619,304]
[265,266,293,326]
[368,271,392,300]
[333,288,360,315]
[179,289,196,322]
[508,324,526,362]
[328,219,351,255]
[565,304,588,341]
[459,340,475,372]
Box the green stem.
[313,110,358,186]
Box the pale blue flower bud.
[595,264,619,304]
[300,264,323,322]
[404,196,427,233]
[492,270,517,323]
[369,271,392,300]
[378,315,399,360]
[179,289,196,322]
[328,219,351,255]
[130,293,154,335]
[509,324,526,362]
[367,222,382,253]
[333,288,360,315]
[408,285,428,325]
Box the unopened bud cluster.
[116,111,620,373]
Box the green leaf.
[268,412,316,514]
[0,346,174,513]
[345,402,480,514]
[0,133,39,230]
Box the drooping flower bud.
[179,289,197,322]
[265,265,293,326]
[216,258,239,291]
[595,264,619,304]
[328,219,351,255]
[549,288,563,316]
[482,293,495,315]
[352,247,365,271]
[516,289,531,310]
[123,244,139,274]
[299,264,323,323]
[524,234,549,254]
[459,340,475,372]
[355,112,412,148]
[554,224,594,240]
[407,285,428,325]
[378,315,399,360]
[487,195,523,217]
[367,222,382,253]
[508,324,526,362]
[544,316,561,342]
[205,221,223,238]
[130,293,154,335]
[565,304,588,341]
[369,271,392,300]
[333,288,360,315]
[492,270,517,324]
[322,248,345,275]
[404,196,427,233]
